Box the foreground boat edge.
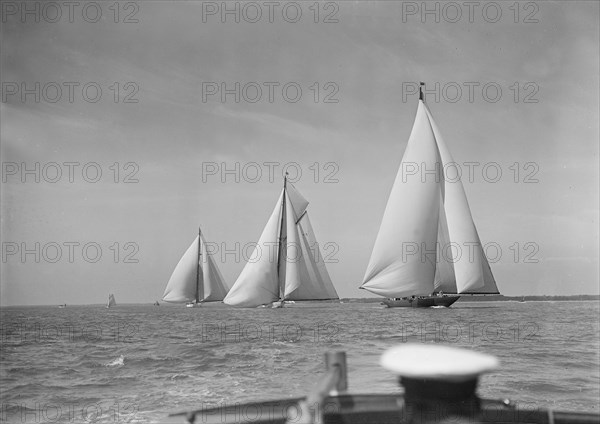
[166,393,600,424]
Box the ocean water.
[1,301,599,423]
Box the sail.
[163,232,230,303]
[433,197,458,293]
[461,233,500,294]
[279,181,309,297]
[423,104,498,294]
[282,192,303,297]
[162,236,200,303]
[107,294,116,307]
[285,182,309,218]
[224,192,283,307]
[361,98,499,297]
[200,233,229,301]
[225,182,338,307]
[285,214,339,300]
[361,101,442,297]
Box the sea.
[1,300,599,423]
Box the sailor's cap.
[380,344,499,382]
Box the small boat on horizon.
[106,294,116,308]
[58,304,66,308]
[162,227,229,307]
[360,83,500,308]
[224,177,339,308]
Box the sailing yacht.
[106,294,116,308]
[162,228,229,307]
[360,83,499,308]
[224,177,339,308]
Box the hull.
[382,295,460,308]
[258,301,284,309]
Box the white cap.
[380,344,499,382]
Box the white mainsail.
[361,87,499,297]
[224,180,339,307]
[162,229,229,304]
[222,193,283,307]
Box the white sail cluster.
[361,99,498,298]
[163,91,497,306]
[224,182,339,307]
[162,232,228,304]
[162,183,337,308]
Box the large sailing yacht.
[224,178,339,308]
[360,83,500,307]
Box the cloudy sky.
[1,1,598,305]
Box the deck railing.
[285,351,347,424]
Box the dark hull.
[167,393,600,423]
[382,295,460,308]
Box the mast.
[276,173,288,301]
[196,226,202,303]
[420,81,432,296]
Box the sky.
[1,1,598,306]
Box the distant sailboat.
[106,294,116,308]
[224,177,339,308]
[360,83,500,308]
[162,227,229,307]
[58,304,66,308]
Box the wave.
[105,355,125,367]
